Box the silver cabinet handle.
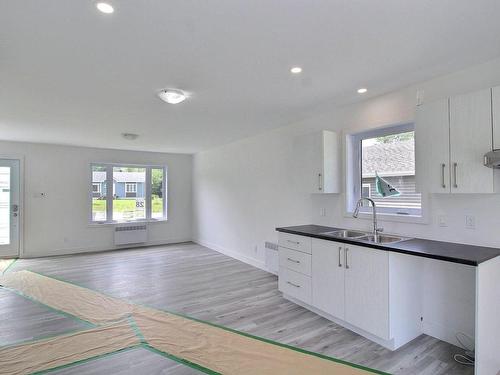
[345,248,349,269]
[441,163,446,188]
[453,162,458,188]
[286,240,300,245]
[338,246,342,267]
[287,281,301,288]
[318,173,322,191]
[287,257,300,264]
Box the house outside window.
[346,124,422,218]
[90,164,167,223]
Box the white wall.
[192,58,500,347]
[1,141,192,258]
[193,57,500,266]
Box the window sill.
[89,219,168,227]
[343,211,428,225]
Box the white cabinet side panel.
[475,256,500,375]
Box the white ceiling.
[2,1,500,154]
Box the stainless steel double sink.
[320,229,410,244]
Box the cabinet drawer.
[278,267,312,304]
[278,233,311,254]
[279,247,311,276]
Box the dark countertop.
[276,225,500,266]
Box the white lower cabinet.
[344,244,389,339]
[280,234,421,350]
[311,239,345,319]
[311,240,389,339]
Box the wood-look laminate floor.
[3,242,473,374]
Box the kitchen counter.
[276,224,500,266]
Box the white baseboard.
[194,239,268,272]
[21,238,192,258]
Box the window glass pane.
[151,168,164,219]
[361,131,421,214]
[0,167,11,244]
[91,165,107,222]
[112,166,146,221]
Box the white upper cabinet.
[492,86,500,150]
[415,98,450,193]
[293,130,340,194]
[416,88,494,194]
[449,89,493,193]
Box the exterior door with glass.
[0,159,20,257]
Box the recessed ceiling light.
[357,88,368,94]
[96,2,114,14]
[290,67,302,74]
[122,133,139,140]
[158,89,187,104]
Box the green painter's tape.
[33,345,142,374]
[2,258,17,275]
[140,343,219,375]
[22,270,389,375]
[127,316,147,344]
[0,286,95,332]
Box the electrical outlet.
[319,208,326,217]
[465,215,475,229]
[438,215,448,227]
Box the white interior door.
[0,159,20,257]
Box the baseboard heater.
[114,224,148,245]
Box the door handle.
[441,163,446,189]
[345,248,349,269]
[453,162,458,188]
[286,257,300,264]
[318,173,322,191]
[338,246,342,267]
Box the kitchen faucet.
[352,197,383,241]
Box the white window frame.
[345,123,427,223]
[90,163,167,224]
[125,182,137,193]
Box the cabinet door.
[344,244,389,339]
[449,89,494,193]
[415,98,450,193]
[293,131,323,193]
[311,239,345,319]
[292,130,339,194]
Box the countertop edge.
[276,226,500,266]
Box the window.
[90,164,167,223]
[347,124,422,217]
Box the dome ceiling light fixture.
[121,133,139,140]
[96,2,114,14]
[157,89,187,104]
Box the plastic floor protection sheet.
[0,270,389,375]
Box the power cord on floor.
[453,332,475,366]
